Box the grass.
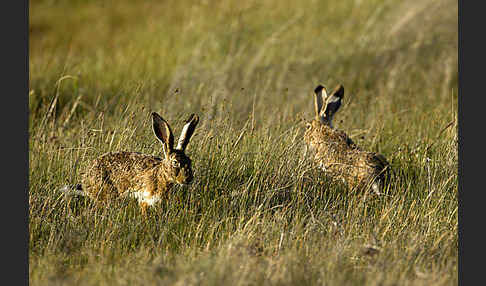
[29,0,458,285]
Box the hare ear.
[331,84,344,98]
[320,84,344,126]
[314,85,328,121]
[152,112,174,157]
[176,114,199,151]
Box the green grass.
[29,0,458,285]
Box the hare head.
[152,112,199,185]
[311,84,344,129]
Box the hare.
[61,112,199,215]
[304,84,390,194]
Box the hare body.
[71,112,199,214]
[304,84,389,193]
[81,151,188,207]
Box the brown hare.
[61,112,199,215]
[304,84,390,194]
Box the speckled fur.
[304,84,390,192]
[81,151,191,200]
[77,112,199,214]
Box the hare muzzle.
[176,167,193,185]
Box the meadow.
[29,0,458,285]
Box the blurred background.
[29,0,457,134]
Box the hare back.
[304,123,389,188]
[81,151,168,201]
[349,151,390,188]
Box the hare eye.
[172,160,180,168]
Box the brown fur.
[304,84,390,192]
[77,112,198,215]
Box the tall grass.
[29,0,457,285]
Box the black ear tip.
[189,113,200,124]
[333,84,344,97]
[152,112,168,124]
[314,85,325,94]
